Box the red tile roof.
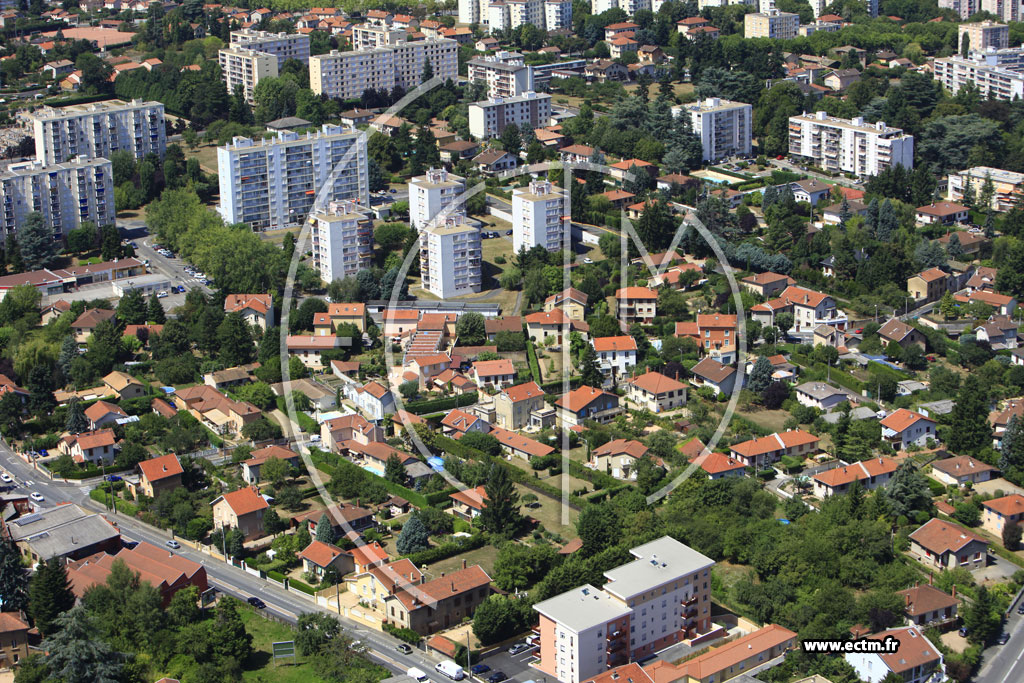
[880,408,933,433]
[299,540,345,568]
[982,494,1024,517]
[813,457,897,488]
[501,381,544,403]
[592,336,638,352]
[629,371,686,395]
[138,453,183,483]
[450,485,488,510]
[216,487,268,517]
[909,518,987,554]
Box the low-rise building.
[907,267,950,303]
[471,359,515,388]
[211,486,269,540]
[589,439,653,480]
[845,627,943,683]
[812,457,898,497]
[58,428,116,465]
[592,336,638,378]
[223,294,274,330]
[614,287,658,325]
[689,358,737,396]
[298,540,353,578]
[494,381,546,430]
[135,453,183,499]
[740,272,795,298]
[5,503,120,563]
[0,612,29,668]
[981,493,1024,537]
[915,201,969,225]
[795,381,849,411]
[384,564,493,635]
[930,455,996,487]
[877,318,926,350]
[555,385,621,428]
[729,430,819,470]
[241,445,301,484]
[880,409,936,449]
[642,624,797,683]
[908,517,988,571]
[896,584,959,628]
[626,371,687,413]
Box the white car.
[30,492,43,502]
[0,473,11,483]
[583,257,594,264]
[157,291,168,298]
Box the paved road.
[0,443,544,682]
[977,602,1024,683]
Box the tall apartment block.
[218,46,278,105]
[0,157,114,237]
[592,0,652,14]
[480,0,571,32]
[217,124,368,231]
[468,91,552,139]
[940,0,979,19]
[512,180,566,253]
[934,48,1024,100]
[788,111,914,177]
[310,200,374,283]
[981,0,1023,22]
[310,37,458,101]
[420,213,482,299]
[949,166,1024,211]
[351,25,407,51]
[533,537,715,683]
[229,29,311,67]
[545,0,573,30]
[672,98,752,162]
[467,52,534,99]
[409,168,466,231]
[459,0,482,24]
[744,9,800,39]
[29,99,166,166]
[959,20,1010,51]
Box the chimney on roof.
[452,581,456,593]
[905,593,911,608]
[952,584,957,597]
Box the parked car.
[959,626,968,637]
[165,539,180,549]
[508,643,531,655]
[105,475,122,482]
[1017,603,1024,615]
[396,644,413,655]
[488,673,507,683]
[471,665,490,675]
[998,632,1010,645]
[157,291,168,298]
[0,473,11,483]
[247,597,266,609]
[505,230,513,236]
[30,492,43,502]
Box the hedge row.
[866,360,911,382]
[541,378,579,394]
[566,460,617,491]
[405,392,479,415]
[289,578,317,595]
[525,340,542,383]
[384,622,422,644]
[403,534,487,565]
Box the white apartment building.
[981,0,1024,22]
[545,0,573,30]
[788,111,914,177]
[744,9,800,39]
[940,0,979,19]
[697,0,756,8]
[459,0,482,23]
[217,124,368,231]
[29,99,166,166]
[468,52,534,99]
[934,50,1024,100]
[959,21,1009,51]
[672,98,752,162]
[512,180,565,253]
[229,29,310,67]
[310,200,374,283]
[420,213,482,299]
[533,537,715,683]
[949,166,1024,211]
[218,46,278,105]
[468,91,552,139]
[477,0,570,28]
[488,1,511,32]
[409,168,466,231]
[591,0,652,14]
[0,156,114,237]
[310,37,458,101]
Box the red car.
[854,327,863,334]
[776,155,784,160]
[926,355,937,362]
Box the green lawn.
[239,607,329,683]
[427,542,500,577]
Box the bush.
[404,534,487,565]
[404,392,479,415]
[383,622,422,644]
[290,578,316,595]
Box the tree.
[1003,522,1022,551]
[472,595,528,645]
[296,612,342,657]
[395,513,429,554]
[216,312,255,367]
[0,540,27,612]
[635,454,663,495]
[315,513,336,544]
[885,461,932,520]
[579,343,603,388]
[576,501,620,557]
[948,375,991,454]
[384,453,407,485]
[492,543,560,592]
[962,584,1000,644]
[1000,414,1024,485]
[275,484,303,512]
[147,293,166,324]
[478,464,521,537]
[500,123,522,157]
[116,287,146,325]
[748,356,773,395]
[18,212,58,270]
[260,456,291,487]
[455,312,486,346]
[64,397,89,434]
[28,558,76,636]
[40,605,124,683]
[946,232,964,260]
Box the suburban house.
[789,178,831,205]
[592,336,638,378]
[696,313,738,363]
[485,316,523,341]
[939,230,989,257]
[224,294,274,330]
[0,612,30,668]
[896,584,959,628]
[877,318,926,350]
[102,371,148,400]
[241,445,301,484]
[812,324,844,349]
[490,427,555,461]
[383,564,493,635]
[440,408,489,436]
[958,289,1017,316]
[298,540,353,578]
[211,486,269,540]
[689,358,737,396]
[907,267,950,303]
[691,452,747,480]
[908,518,989,571]
[544,287,588,320]
[405,353,452,390]
[614,287,658,324]
[981,494,1024,537]
[342,441,418,477]
[915,201,969,225]
[471,359,515,388]
[626,371,687,413]
[351,542,391,575]
[286,335,344,369]
[555,386,621,428]
[347,558,423,615]
[293,502,376,536]
[930,455,996,487]
[751,286,846,333]
[795,382,848,411]
[811,457,898,498]
[321,414,384,453]
[353,381,396,420]
[134,453,183,499]
[327,302,366,332]
[589,439,653,480]
[525,309,588,345]
[58,428,116,465]
[975,316,1018,349]
[204,363,259,390]
[85,400,127,429]
[72,308,115,342]
[449,485,488,520]
[173,385,261,435]
[729,430,819,469]
[493,381,546,430]
[880,409,936,449]
[845,627,943,683]
[740,272,795,298]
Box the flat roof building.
[28,99,166,165]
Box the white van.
[407,668,428,681]
[435,660,465,681]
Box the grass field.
[428,542,500,577]
[239,607,329,683]
[736,408,792,433]
[184,143,219,174]
[517,483,579,537]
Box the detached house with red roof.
[134,453,183,499]
[909,518,989,571]
[845,626,943,683]
[982,494,1024,537]
[471,359,515,388]
[729,430,819,470]
[223,294,274,330]
[696,313,738,364]
[626,371,687,413]
[211,486,269,540]
[691,452,746,480]
[555,386,621,428]
[930,455,996,487]
[241,444,301,484]
[812,456,898,498]
[383,563,493,635]
[299,540,352,578]
[592,336,638,378]
[58,428,116,465]
[896,584,959,628]
[441,408,488,437]
[494,381,547,430]
[880,409,936,449]
[614,287,658,324]
[449,485,488,520]
[751,285,847,332]
[353,380,396,420]
[589,439,653,480]
[85,400,127,429]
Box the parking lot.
[473,640,541,683]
